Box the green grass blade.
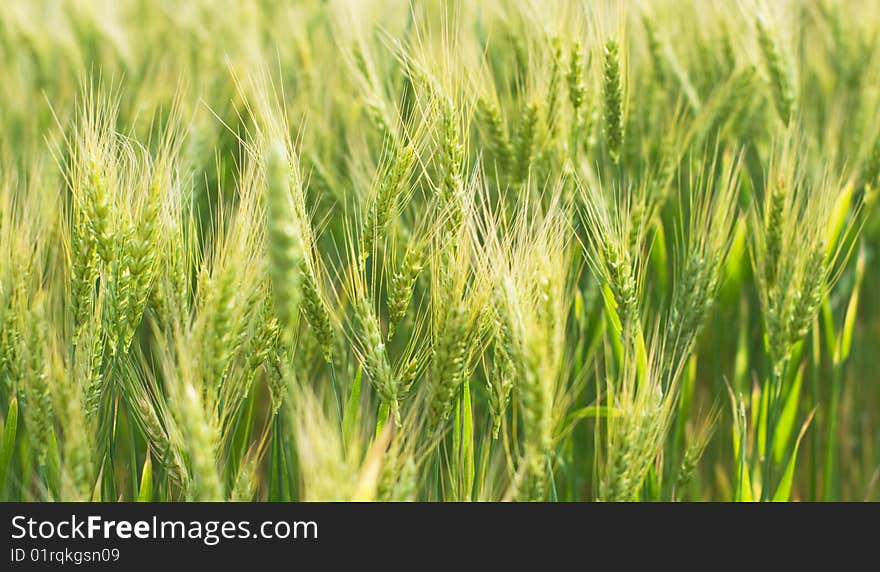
[137,454,153,502]
[0,397,18,496]
[837,250,864,363]
[461,380,474,500]
[773,410,815,502]
[773,365,804,464]
[343,368,362,448]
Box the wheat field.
[0,0,878,502]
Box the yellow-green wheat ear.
[264,143,303,336]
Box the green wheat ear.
[387,239,425,338]
[513,100,539,186]
[264,142,303,336]
[477,97,512,173]
[602,38,624,165]
[756,16,798,125]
